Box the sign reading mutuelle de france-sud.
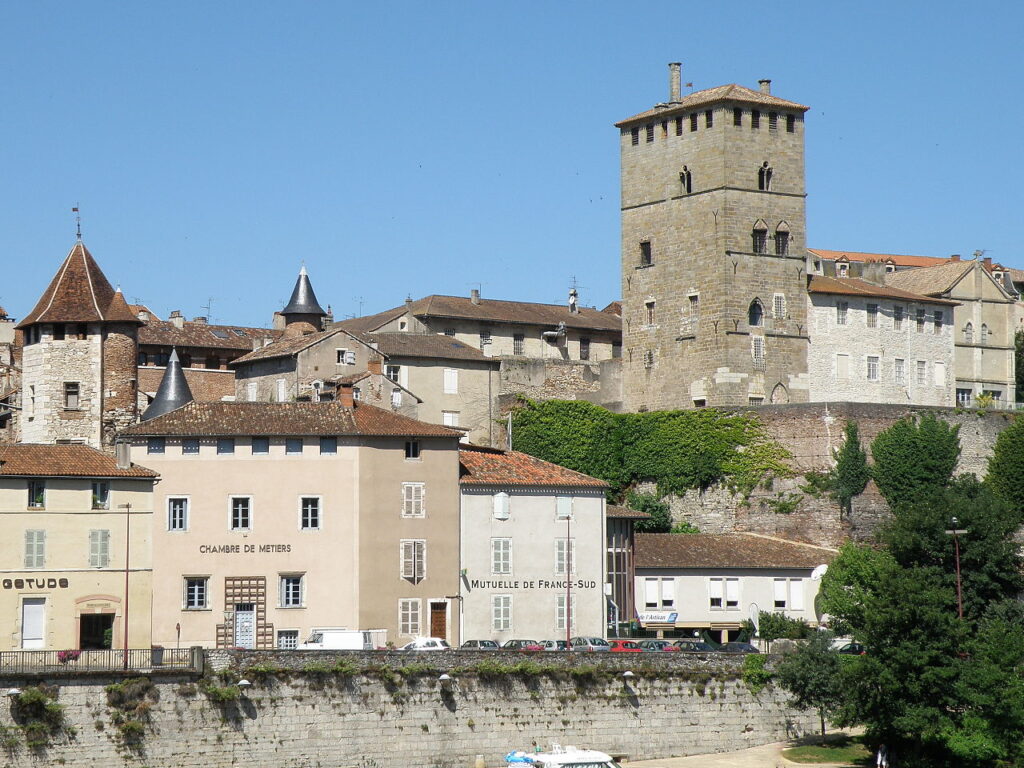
[468,579,599,590]
[637,610,678,625]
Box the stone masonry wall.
[0,650,817,768]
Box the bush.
[833,421,870,514]
[627,491,672,533]
[870,414,960,509]
[987,415,1024,513]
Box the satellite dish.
[748,603,760,634]
[811,564,829,581]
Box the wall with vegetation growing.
[0,651,816,768]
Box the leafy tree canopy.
[818,542,896,637]
[986,414,1024,513]
[870,414,960,509]
[775,630,845,743]
[833,421,871,514]
[626,491,672,533]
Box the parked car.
[399,637,451,651]
[500,639,544,651]
[297,629,386,650]
[608,640,644,653]
[836,642,867,655]
[570,636,611,652]
[540,640,569,651]
[638,639,680,652]
[460,639,499,650]
[672,639,717,652]
[720,641,760,654]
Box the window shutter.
[726,578,740,606]
[493,492,510,520]
[401,541,415,579]
[773,578,788,607]
[555,496,572,520]
[443,368,458,394]
[790,579,804,611]
[661,579,675,604]
[708,578,723,601]
[345,350,356,365]
[644,578,659,605]
[415,541,426,580]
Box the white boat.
[505,743,621,768]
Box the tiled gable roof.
[18,242,142,328]
[616,83,808,127]
[808,276,958,306]
[139,318,279,352]
[230,328,355,365]
[606,504,652,520]
[119,401,462,439]
[0,444,157,478]
[808,248,949,268]
[635,533,836,570]
[359,332,494,363]
[884,260,978,297]
[459,445,607,488]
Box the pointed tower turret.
[279,266,327,336]
[142,349,194,421]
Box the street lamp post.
[116,503,133,669]
[944,517,967,620]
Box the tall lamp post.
[117,503,132,668]
[944,517,967,620]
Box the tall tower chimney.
[669,62,682,102]
[758,79,771,95]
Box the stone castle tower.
[17,241,141,448]
[618,64,811,410]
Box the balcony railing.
[0,647,200,675]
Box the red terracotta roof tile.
[137,367,236,402]
[0,444,157,478]
[808,248,950,268]
[139,318,280,352]
[616,83,809,127]
[230,328,356,365]
[808,275,959,306]
[635,533,836,570]
[459,445,607,488]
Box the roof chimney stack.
[669,62,682,102]
[338,381,354,408]
[984,256,993,268]
[470,288,480,305]
[758,79,771,95]
[950,254,961,261]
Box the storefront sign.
[199,544,292,554]
[3,578,70,590]
[468,579,599,590]
[637,610,678,625]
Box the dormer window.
[837,262,849,277]
[886,263,896,273]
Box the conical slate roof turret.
[282,266,326,317]
[142,349,194,421]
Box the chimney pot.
[170,311,184,329]
[115,441,131,470]
[950,254,961,261]
[192,316,207,325]
[984,256,993,267]
[470,289,480,305]
[758,78,771,95]
[669,62,682,102]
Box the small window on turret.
[53,324,65,341]
[690,114,698,132]
[631,127,639,146]
[646,124,654,142]
[705,109,713,128]
[751,110,761,129]
[734,108,743,126]
[769,112,778,131]
[758,162,773,191]
[661,120,668,137]
[679,166,692,194]
[675,117,683,135]
[786,115,796,133]
[639,241,653,267]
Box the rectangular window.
[708,577,723,609]
[630,127,639,146]
[24,530,45,568]
[405,441,420,460]
[790,579,804,611]
[660,120,667,137]
[27,480,45,509]
[836,302,848,325]
[644,578,659,609]
[772,294,786,319]
[280,575,303,607]
[957,388,973,407]
[675,116,683,135]
[916,309,926,333]
[246,382,257,402]
[645,123,654,142]
[751,109,760,129]
[230,497,251,530]
[786,114,796,133]
[184,577,208,610]
[916,360,927,386]
[442,411,459,427]
[733,107,743,126]
[556,495,573,520]
[388,387,400,407]
[319,436,337,455]
[491,538,512,574]
[479,329,491,347]
[645,300,656,325]
[492,595,512,632]
[168,497,188,531]
[752,336,765,369]
[88,529,110,568]
[836,354,850,380]
[934,361,946,386]
[443,368,458,394]
[251,436,269,455]
[399,598,421,636]
[705,109,713,127]
[386,365,401,383]
[555,538,576,575]
[513,334,525,355]
[402,482,425,517]
[661,578,676,608]
[286,438,303,455]
[867,355,880,381]
[773,578,788,609]
[556,593,576,632]
[63,381,80,409]
[934,310,943,334]
[894,306,904,330]
[91,481,110,509]
[690,113,698,132]
[752,229,767,254]
[400,539,426,582]
[335,349,356,365]
[147,437,165,455]
[276,378,287,402]
[689,294,700,318]
[725,578,739,609]
[277,630,299,649]
[579,337,591,361]
[775,231,789,255]
[179,437,199,455]
[443,328,456,337]
[300,497,320,530]
[866,304,878,328]
[217,438,235,455]
[749,396,764,405]
[639,240,652,266]
[769,112,778,131]
[895,358,906,385]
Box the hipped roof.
[635,533,836,570]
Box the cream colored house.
[0,444,156,651]
[458,446,607,642]
[633,533,835,643]
[120,398,463,650]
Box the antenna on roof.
[201,297,215,323]
[72,204,82,240]
[353,296,364,316]
[973,250,987,260]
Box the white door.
[21,598,45,649]
[234,603,255,649]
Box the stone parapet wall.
[0,650,816,768]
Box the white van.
[297,629,386,650]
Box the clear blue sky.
[2,2,1021,327]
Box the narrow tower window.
[768,112,778,131]
[630,127,639,146]
[748,300,764,328]
[733,108,743,126]
[751,223,768,254]
[675,117,683,135]
[751,110,761,129]
[679,166,692,194]
[964,322,974,344]
[704,109,713,128]
[786,114,796,133]
[639,241,652,266]
[690,114,698,132]
[758,162,773,191]
[645,124,654,142]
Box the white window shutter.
[401,541,415,579]
[415,541,426,580]
[774,578,788,607]
[556,496,572,520]
[644,578,659,604]
[661,579,675,603]
[790,579,805,611]
[708,578,723,600]
[493,492,510,520]
[726,578,739,604]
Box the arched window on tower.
[774,221,790,256]
[981,324,989,345]
[758,162,773,191]
[679,166,692,194]
[751,221,768,254]
[748,299,765,328]
[964,322,974,344]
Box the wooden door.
[429,602,447,639]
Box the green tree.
[818,542,895,636]
[626,491,672,533]
[1015,329,1024,402]
[986,415,1024,513]
[833,421,871,515]
[775,631,845,743]
[870,414,960,509]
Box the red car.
[608,640,644,653]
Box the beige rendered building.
[0,444,156,651]
[120,397,463,649]
[458,446,607,642]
